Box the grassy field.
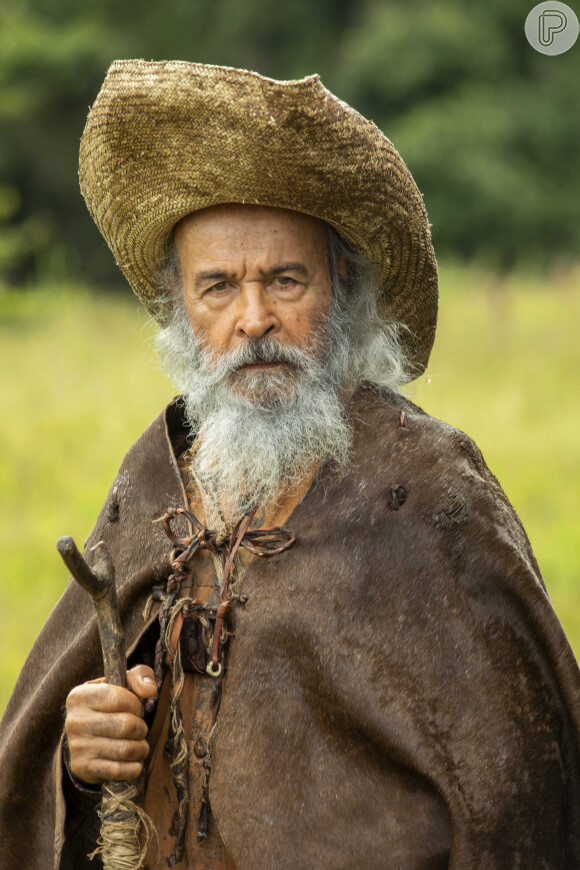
[1,264,579,712]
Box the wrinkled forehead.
[173,204,332,278]
[175,203,327,249]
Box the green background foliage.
[0,0,579,286]
[1,264,580,712]
[1,3,579,711]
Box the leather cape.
[1,384,579,869]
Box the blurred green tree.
[0,0,578,288]
[334,0,580,268]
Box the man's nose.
[235,285,279,339]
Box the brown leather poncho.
[1,384,579,869]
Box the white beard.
[155,298,353,524]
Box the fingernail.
[142,675,156,684]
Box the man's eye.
[275,276,294,287]
[208,281,229,294]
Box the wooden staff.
[57,536,154,870]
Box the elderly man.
[1,60,579,870]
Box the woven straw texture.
[79,60,438,372]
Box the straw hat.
[79,60,438,373]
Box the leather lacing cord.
[144,505,295,863]
[144,506,295,686]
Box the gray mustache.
[229,340,306,371]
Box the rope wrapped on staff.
[57,536,156,870]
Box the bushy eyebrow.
[266,262,309,277]
[193,270,230,287]
[193,262,309,289]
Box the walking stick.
[57,536,155,870]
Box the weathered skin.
[1,386,579,869]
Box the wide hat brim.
[79,60,438,375]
